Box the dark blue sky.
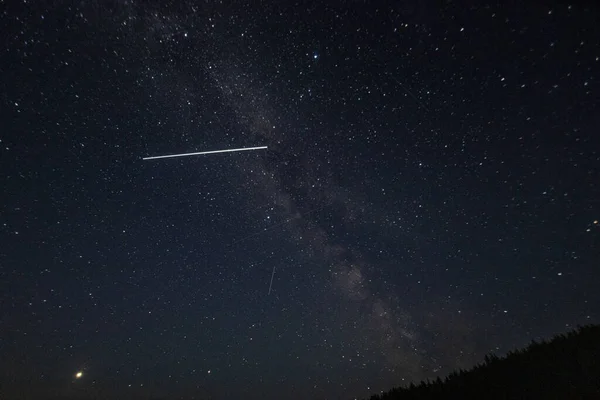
[1,1,599,399]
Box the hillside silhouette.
[365,324,600,400]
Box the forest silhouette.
[364,324,600,400]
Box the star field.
[1,1,599,399]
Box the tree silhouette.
[362,324,600,400]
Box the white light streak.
[142,146,268,160]
[268,265,276,295]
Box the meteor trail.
[268,265,276,295]
[142,146,268,160]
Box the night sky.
[1,1,599,399]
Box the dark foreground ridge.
[364,324,600,400]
